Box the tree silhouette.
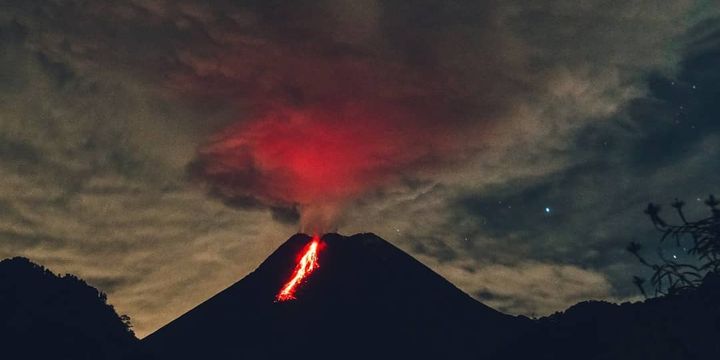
[628,195,720,297]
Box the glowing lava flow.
[276,236,322,302]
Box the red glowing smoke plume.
[276,235,322,302]
[179,1,526,232]
[191,103,463,231]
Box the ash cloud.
[177,1,530,232]
[5,1,701,232]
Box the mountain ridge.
[2,233,719,359]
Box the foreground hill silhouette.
[144,233,531,359]
[508,272,720,359]
[0,257,141,359]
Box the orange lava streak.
[276,236,322,302]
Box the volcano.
[143,233,531,359]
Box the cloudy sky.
[1,0,719,337]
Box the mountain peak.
[145,232,528,359]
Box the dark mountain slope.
[144,233,531,359]
[0,257,141,360]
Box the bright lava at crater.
[276,235,322,302]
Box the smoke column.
[190,101,465,232]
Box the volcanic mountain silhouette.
[144,233,531,359]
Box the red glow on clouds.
[195,103,458,230]
[276,235,322,302]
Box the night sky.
[1,1,719,337]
